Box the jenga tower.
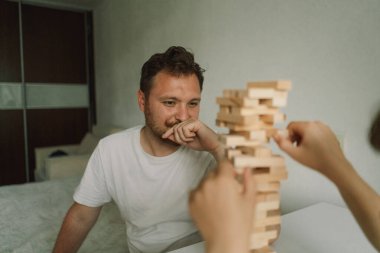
[216,80,291,253]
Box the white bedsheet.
[0,177,128,253]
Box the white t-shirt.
[74,125,216,253]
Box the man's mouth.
[165,120,181,128]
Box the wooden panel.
[0,0,21,82]
[86,11,97,125]
[0,110,26,185]
[22,4,86,83]
[26,108,89,181]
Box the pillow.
[77,133,100,154]
[49,150,68,157]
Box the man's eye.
[163,101,176,106]
[188,101,199,108]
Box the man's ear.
[137,90,145,112]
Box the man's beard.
[144,105,180,144]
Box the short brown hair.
[140,46,205,97]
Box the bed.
[0,177,128,253]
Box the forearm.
[329,162,380,251]
[210,143,226,162]
[53,203,101,253]
[53,218,91,252]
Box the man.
[53,46,224,253]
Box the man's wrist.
[210,144,226,162]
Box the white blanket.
[0,177,128,253]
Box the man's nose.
[175,104,190,122]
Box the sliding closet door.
[0,1,93,185]
[22,4,90,181]
[0,0,26,185]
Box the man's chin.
[163,138,180,147]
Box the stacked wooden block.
[216,80,291,253]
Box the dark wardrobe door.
[22,4,91,182]
[0,0,26,185]
[0,2,94,185]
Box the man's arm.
[53,202,102,253]
[274,121,380,251]
[162,119,225,161]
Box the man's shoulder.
[182,146,215,161]
[100,125,142,146]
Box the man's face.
[138,71,201,138]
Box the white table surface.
[169,202,377,253]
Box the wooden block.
[230,106,279,116]
[250,230,278,249]
[267,223,281,244]
[254,213,281,227]
[256,193,280,202]
[216,97,260,107]
[255,210,269,219]
[260,113,286,124]
[253,167,288,183]
[260,91,288,107]
[254,209,280,223]
[251,230,278,241]
[218,134,261,147]
[275,129,289,138]
[232,155,285,168]
[247,80,292,91]
[216,97,239,107]
[267,209,281,218]
[215,119,227,128]
[238,146,272,157]
[250,239,270,250]
[219,106,231,114]
[267,223,281,232]
[254,217,281,228]
[225,148,242,160]
[264,128,277,137]
[247,88,275,99]
[254,195,280,214]
[256,182,280,192]
[218,134,246,145]
[264,128,289,139]
[217,112,260,125]
[267,165,287,174]
[256,201,280,214]
[216,121,273,131]
[223,89,247,98]
[231,130,268,142]
[251,167,271,175]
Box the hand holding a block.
[274,121,347,180]
[274,120,380,251]
[189,160,257,253]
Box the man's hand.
[189,160,256,253]
[162,119,224,160]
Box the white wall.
[93,0,380,213]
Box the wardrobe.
[0,0,95,185]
